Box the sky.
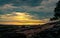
[0,0,59,25]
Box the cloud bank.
[0,0,59,25]
[0,0,59,19]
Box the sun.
[12,12,34,21]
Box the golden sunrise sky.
[0,12,49,25]
[0,0,59,25]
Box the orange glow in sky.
[0,12,49,25]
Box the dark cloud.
[0,0,11,6]
[0,0,59,19]
[0,0,43,6]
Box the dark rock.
[32,21,60,38]
[50,0,60,21]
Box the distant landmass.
[0,20,60,38]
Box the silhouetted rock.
[32,21,60,38]
[50,0,60,20]
[1,33,26,38]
